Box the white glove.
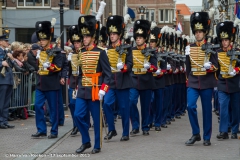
[167,64,171,70]
[229,70,236,76]
[36,50,41,59]
[203,62,212,70]
[98,90,106,101]
[43,62,51,68]
[144,63,150,70]
[68,52,73,61]
[155,69,161,75]
[117,62,124,70]
[185,45,190,55]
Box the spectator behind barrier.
[27,43,40,71]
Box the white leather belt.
[132,68,147,72]
[220,71,227,75]
[191,68,206,72]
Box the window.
[1,1,6,7]
[165,9,169,22]
[140,15,145,20]
[15,28,36,43]
[159,10,164,22]
[18,0,50,7]
[146,9,155,21]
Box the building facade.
[127,0,176,28]
[2,0,125,43]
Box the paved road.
[1,99,240,160]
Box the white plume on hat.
[172,28,176,35]
[182,34,186,39]
[160,26,167,34]
[124,14,131,24]
[150,21,157,29]
[208,7,215,19]
[234,17,240,27]
[185,36,190,42]
[125,32,129,39]
[96,1,106,21]
[131,37,134,41]
[51,18,56,27]
[176,30,182,37]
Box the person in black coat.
[27,43,40,71]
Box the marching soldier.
[67,25,82,136]
[0,34,15,129]
[129,19,157,136]
[216,21,240,140]
[99,26,108,48]
[102,15,133,141]
[32,19,63,138]
[74,15,111,154]
[185,12,218,146]
[148,26,166,131]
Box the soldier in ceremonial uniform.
[0,34,15,129]
[185,12,218,146]
[216,21,240,140]
[129,19,157,136]
[67,25,82,136]
[99,26,108,48]
[102,15,133,141]
[74,15,111,154]
[32,20,63,139]
[148,27,166,131]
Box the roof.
[176,4,191,15]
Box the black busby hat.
[149,27,160,46]
[216,21,236,42]
[78,15,97,37]
[68,25,81,44]
[35,21,52,40]
[106,15,124,36]
[133,19,151,41]
[190,12,210,35]
[99,26,108,43]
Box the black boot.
[104,130,117,140]
[70,127,78,136]
[185,134,201,146]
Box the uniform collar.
[137,43,146,50]
[196,39,206,47]
[223,45,232,52]
[85,44,95,51]
[112,40,121,49]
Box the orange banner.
[80,0,92,15]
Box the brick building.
[2,0,125,43]
[127,0,176,28]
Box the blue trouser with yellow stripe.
[218,91,240,134]
[103,89,130,136]
[68,88,76,128]
[152,88,164,127]
[162,86,170,125]
[35,89,59,135]
[130,88,152,131]
[74,98,100,149]
[187,87,213,140]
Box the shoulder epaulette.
[97,46,105,50]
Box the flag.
[127,7,135,19]
[234,0,240,19]
[80,0,92,15]
[177,22,183,32]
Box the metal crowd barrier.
[9,72,69,116]
[9,72,35,116]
